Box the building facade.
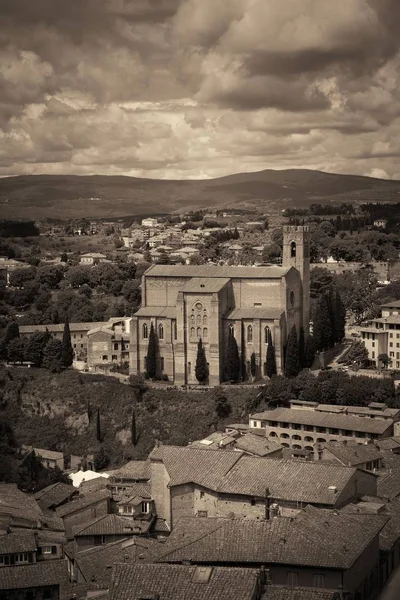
[129,226,310,384]
[358,300,400,369]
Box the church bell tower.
[282,225,310,333]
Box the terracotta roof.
[316,403,400,419]
[377,468,400,499]
[0,483,42,525]
[263,586,340,600]
[133,306,177,319]
[34,482,77,510]
[76,537,159,586]
[250,408,393,435]
[19,322,106,334]
[0,531,37,554]
[117,483,151,506]
[0,559,68,590]
[36,530,67,545]
[74,514,149,537]
[145,264,291,279]
[110,460,151,481]
[226,308,284,320]
[180,277,230,293]
[341,497,400,553]
[217,457,358,505]
[234,434,283,457]
[153,511,387,570]
[56,489,110,517]
[375,437,400,451]
[381,300,400,308]
[322,442,383,467]
[149,446,242,489]
[109,563,262,600]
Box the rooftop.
[234,433,283,457]
[0,483,42,525]
[152,511,387,569]
[34,482,77,510]
[109,563,262,600]
[180,277,230,293]
[321,442,383,467]
[74,514,148,537]
[251,408,393,435]
[0,559,68,590]
[109,460,151,481]
[19,321,106,334]
[56,488,110,518]
[226,307,284,320]
[0,531,37,555]
[381,300,400,308]
[145,264,291,279]
[133,306,177,319]
[263,586,340,600]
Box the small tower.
[282,225,310,332]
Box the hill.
[0,367,255,466]
[1,169,400,219]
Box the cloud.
[0,0,400,179]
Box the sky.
[1,0,400,180]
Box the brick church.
[129,225,310,385]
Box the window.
[158,323,164,340]
[15,553,29,563]
[188,362,191,374]
[254,302,262,307]
[287,572,298,586]
[290,241,296,258]
[42,547,52,555]
[112,354,117,361]
[289,291,295,306]
[173,322,177,340]
[197,327,201,337]
[280,433,290,439]
[142,501,150,514]
[190,314,195,325]
[102,355,108,361]
[114,342,118,350]
[250,498,256,506]
[229,324,234,336]
[304,425,314,432]
[203,327,208,340]
[190,327,195,338]
[203,315,208,325]
[313,574,325,588]
[73,344,76,348]
[143,323,148,339]
[247,325,253,343]
[200,491,205,499]
[292,434,301,440]
[269,431,277,437]
[264,326,270,343]
[196,314,201,325]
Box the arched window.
[203,315,208,325]
[290,241,296,258]
[264,326,270,344]
[229,324,234,336]
[247,325,253,343]
[292,434,302,441]
[203,327,208,339]
[304,436,314,443]
[290,291,295,306]
[114,342,118,350]
[190,327,195,338]
[190,314,195,325]
[196,314,201,325]
[158,323,164,340]
[197,327,201,337]
[142,323,148,339]
[269,431,277,437]
[293,444,302,450]
[173,321,177,341]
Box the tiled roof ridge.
[76,536,130,556]
[154,519,228,562]
[74,514,107,535]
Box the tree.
[0,321,19,359]
[214,387,232,421]
[304,334,316,368]
[265,328,277,378]
[313,294,332,352]
[35,265,64,289]
[61,316,74,368]
[378,353,391,369]
[195,338,209,384]
[42,338,63,372]
[128,373,148,400]
[225,330,241,382]
[250,352,257,379]
[298,327,305,369]
[344,340,369,366]
[131,410,137,446]
[284,325,300,378]
[7,337,27,363]
[65,266,91,288]
[93,446,109,471]
[333,289,346,343]
[146,323,157,379]
[96,408,101,442]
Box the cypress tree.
[225,331,241,382]
[313,295,332,352]
[298,326,305,369]
[61,316,74,368]
[146,323,157,379]
[334,289,346,343]
[250,352,257,379]
[96,408,101,442]
[284,325,300,378]
[304,334,316,369]
[265,328,277,378]
[131,410,137,446]
[195,338,209,384]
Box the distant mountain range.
[1,169,400,220]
